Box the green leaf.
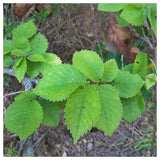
[12,20,36,40]
[145,74,156,90]
[3,40,13,55]
[11,49,24,56]
[13,58,27,83]
[117,10,129,27]
[146,4,157,16]
[122,64,133,73]
[141,86,152,100]
[121,93,144,123]
[13,57,23,69]
[38,98,61,126]
[5,96,43,140]
[27,53,61,64]
[13,38,31,56]
[26,61,42,78]
[14,91,37,102]
[73,50,104,82]
[30,32,48,54]
[26,59,58,79]
[95,84,123,136]
[27,54,46,62]
[132,52,148,78]
[4,55,13,67]
[34,64,87,101]
[130,3,146,8]
[98,3,126,12]
[64,85,101,144]
[147,102,155,111]
[42,53,62,65]
[113,71,144,98]
[101,59,118,82]
[147,9,157,37]
[120,4,147,26]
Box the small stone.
[83,139,87,144]
[87,142,93,151]
[62,151,67,157]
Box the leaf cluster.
[98,3,157,37]
[3,20,61,82]
[5,49,156,144]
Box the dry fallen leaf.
[13,4,34,18]
[124,45,140,63]
[108,19,139,63]
[13,3,52,18]
[35,4,52,13]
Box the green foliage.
[30,32,48,54]
[113,71,144,98]
[132,128,156,155]
[26,53,61,79]
[95,84,123,136]
[34,8,51,22]
[5,91,43,140]
[4,20,20,38]
[117,10,129,27]
[146,102,155,111]
[4,55,13,68]
[121,93,144,123]
[27,54,47,62]
[4,19,156,144]
[14,90,37,101]
[65,85,101,144]
[42,53,62,65]
[145,74,156,90]
[141,86,152,100]
[34,64,87,101]
[120,4,147,26]
[38,98,61,126]
[26,61,44,78]
[6,145,19,157]
[122,64,133,73]
[98,3,157,36]
[13,57,27,83]
[12,20,36,40]
[13,38,31,56]
[73,50,104,82]
[101,59,118,82]
[98,3,126,12]
[3,20,61,81]
[3,40,13,55]
[132,52,148,78]
[134,39,145,50]
[147,8,157,37]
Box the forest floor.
[3,4,157,157]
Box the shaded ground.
[3,4,157,157]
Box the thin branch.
[33,128,51,149]
[3,90,26,99]
[128,25,154,51]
